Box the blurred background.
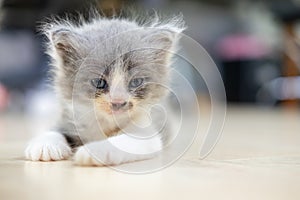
[0,0,300,117]
[1,2,299,198]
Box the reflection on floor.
[0,105,300,200]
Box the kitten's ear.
[144,18,185,62]
[49,28,85,62]
[147,28,183,50]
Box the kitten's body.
[25,12,185,166]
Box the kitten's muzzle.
[111,101,127,111]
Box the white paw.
[25,131,72,161]
[73,146,105,166]
[73,140,129,166]
[73,139,155,167]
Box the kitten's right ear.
[50,28,84,62]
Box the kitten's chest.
[76,113,129,141]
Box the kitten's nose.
[111,100,127,110]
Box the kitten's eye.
[91,78,108,89]
[129,78,144,88]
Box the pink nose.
[110,100,127,110]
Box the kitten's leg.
[74,134,162,166]
[25,131,72,161]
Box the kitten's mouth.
[110,109,127,115]
[109,102,133,115]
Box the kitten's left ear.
[149,29,180,50]
[144,17,186,60]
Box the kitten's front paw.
[25,131,72,161]
[73,141,126,166]
[73,146,104,166]
[73,137,158,167]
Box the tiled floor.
[0,106,300,200]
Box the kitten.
[25,12,185,166]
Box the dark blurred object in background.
[0,0,94,89]
[0,0,92,30]
[213,0,300,105]
[216,33,280,103]
[270,0,300,23]
[0,30,41,90]
[270,0,300,107]
[0,0,94,112]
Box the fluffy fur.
[25,11,185,166]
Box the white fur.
[74,133,162,166]
[25,131,72,161]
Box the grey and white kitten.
[25,13,185,166]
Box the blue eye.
[91,78,107,89]
[129,78,144,88]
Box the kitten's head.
[46,14,185,117]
